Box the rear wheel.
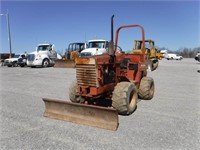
[69,80,79,103]
[42,59,49,67]
[138,77,154,100]
[112,82,137,115]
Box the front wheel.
[68,80,79,103]
[42,59,49,67]
[112,82,137,115]
[12,61,18,67]
[7,64,12,67]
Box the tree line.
[157,47,200,58]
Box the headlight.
[35,54,42,60]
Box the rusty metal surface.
[75,57,95,65]
[54,59,75,68]
[76,64,98,87]
[43,98,119,131]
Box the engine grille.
[27,54,35,61]
[76,64,98,87]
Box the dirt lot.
[0,58,200,150]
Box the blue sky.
[0,0,199,54]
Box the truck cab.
[80,39,108,57]
[66,42,86,60]
[27,43,57,67]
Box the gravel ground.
[0,58,200,150]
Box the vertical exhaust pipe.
[108,15,115,58]
[111,15,114,43]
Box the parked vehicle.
[133,40,162,72]
[4,54,26,67]
[27,43,58,67]
[80,39,108,57]
[17,53,27,67]
[67,42,86,60]
[42,15,155,130]
[165,53,183,60]
[54,42,86,68]
[195,52,200,62]
[160,50,168,54]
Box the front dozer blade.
[54,59,75,68]
[42,98,119,131]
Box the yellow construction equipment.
[54,42,85,68]
[156,50,164,60]
[133,39,163,71]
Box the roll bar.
[114,24,146,55]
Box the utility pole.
[0,10,12,58]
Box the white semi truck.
[27,43,58,67]
[80,39,109,57]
